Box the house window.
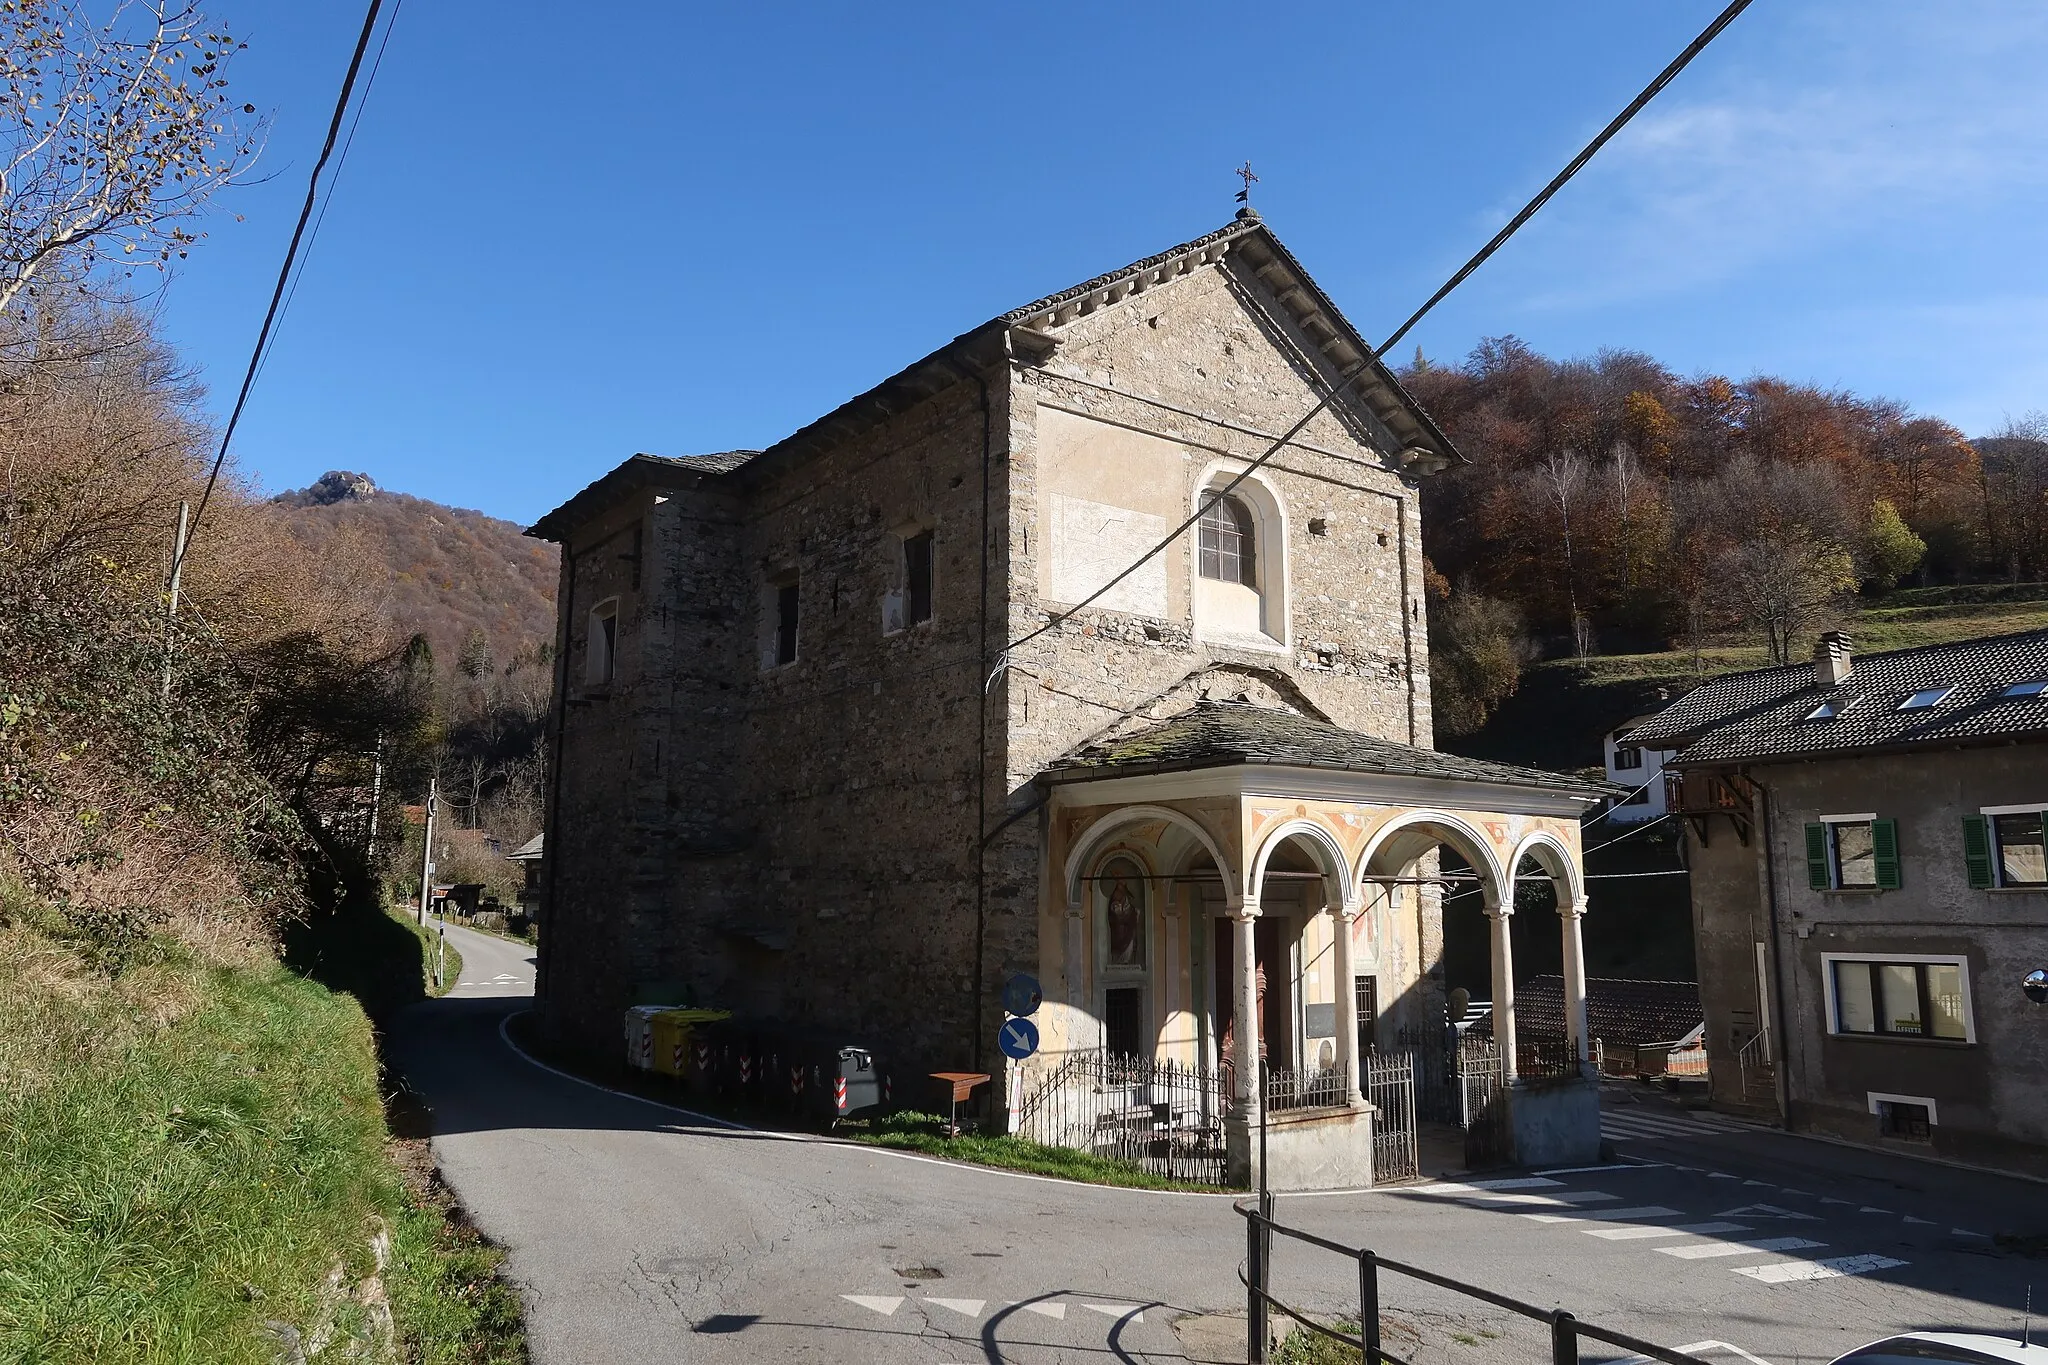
[765,576,799,667]
[1805,817,1899,890]
[1613,745,1644,772]
[1897,687,1951,710]
[1966,808,2048,887]
[1622,784,1651,806]
[1827,957,1970,1041]
[586,601,618,687]
[1876,1099,1932,1141]
[1197,495,1256,587]
[903,530,934,626]
[2001,680,2047,699]
[1803,698,1855,721]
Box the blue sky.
[164,2,2048,525]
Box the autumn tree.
[1426,568,1532,736]
[0,2,260,316]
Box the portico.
[1030,700,1608,1187]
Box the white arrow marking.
[842,1295,902,1316]
[929,1298,985,1317]
[1081,1304,1144,1322]
[1016,1302,1066,1319]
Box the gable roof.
[529,213,1460,543]
[1041,700,1608,798]
[1627,628,2048,766]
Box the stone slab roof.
[1627,628,2048,766]
[530,215,1461,542]
[1041,700,1608,797]
[1470,976,1703,1047]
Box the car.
[1830,1334,2048,1365]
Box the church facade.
[530,213,1607,1183]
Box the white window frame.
[1897,687,1952,710]
[585,597,619,687]
[1818,811,1877,889]
[1866,1091,1939,1126]
[1821,952,1975,1043]
[1188,460,1290,652]
[1981,803,2048,888]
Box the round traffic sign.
[1001,973,1043,1017]
[997,1016,1039,1061]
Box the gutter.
[1751,774,1793,1125]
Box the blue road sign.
[997,1016,1039,1061]
[1001,973,1043,1017]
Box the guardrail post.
[1247,1207,1268,1364]
[1358,1250,1381,1364]
[1552,1309,1578,1365]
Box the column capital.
[1481,897,1512,921]
[1229,897,1262,921]
[1565,896,1590,919]
[1065,898,1085,919]
[1337,896,1365,922]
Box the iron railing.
[1015,1051,1227,1184]
[1237,1200,1705,1365]
[1264,1065,1350,1112]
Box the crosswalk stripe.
[1527,1205,1684,1224]
[1414,1178,1563,1194]
[1588,1221,1749,1241]
[1658,1237,1824,1261]
[1736,1254,1905,1283]
[1461,1190,1619,1208]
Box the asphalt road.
[393,921,2048,1365]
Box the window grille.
[1197,495,1255,587]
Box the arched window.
[1197,495,1256,588]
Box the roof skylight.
[1898,687,1953,710]
[2003,680,2048,699]
[1804,698,1853,721]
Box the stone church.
[530,212,1607,1182]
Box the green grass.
[846,1111,1231,1191]
[408,913,464,998]
[0,898,522,1364]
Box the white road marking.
[1735,1254,1905,1283]
[1714,1203,1818,1221]
[1462,1190,1620,1208]
[1588,1221,1750,1241]
[1743,1180,1771,1187]
[1527,1205,1685,1224]
[1659,1237,1825,1261]
[1953,1229,1988,1239]
[1859,1206,1891,1214]
[1081,1304,1144,1322]
[842,1295,902,1316]
[1709,1173,1739,1180]
[929,1298,985,1316]
[1821,1197,1853,1206]
[1016,1302,1066,1319]
[1414,1178,1563,1194]
[1903,1216,1935,1225]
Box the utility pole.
[417,778,437,927]
[162,500,189,702]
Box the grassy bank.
[848,1111,1229,1191]
[0,896,521,1364]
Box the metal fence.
[1014,1051,1228,1185]
[1237,1198,1704,1365]
[1365,1051,1419,1183]
[1264,1065,1350,1112]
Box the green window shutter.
[1872,818,1902,889]
[1963,815,1994,889]
[1805,823,1831,889]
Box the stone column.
[1233,899,1262,1119]
[1333,898,1362,1103]
[1486,891,1517,1082]
[1562,895,1591,1064]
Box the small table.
[929,1072,990,1136]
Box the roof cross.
[1234,161,1259,208]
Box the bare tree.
[1694,456,1860,664]
[1532,448,1591,656]
[0,2,259,317]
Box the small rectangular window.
[1993,811,2047,886]
[1613,746,1643,772]
[1804,698,1853,721]
[587,603,618,687]
[1897,687,1951,710]
[2002,680,2048,699]
[775,580,799,666]
[1877,1100,1931,1141]
[1832,820,1878,887]
[903,530,934,626]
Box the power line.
[175,0,391,580]
[992,0,1754,667]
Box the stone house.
[529,213,1608,1184]
[1630,628,2048,1176]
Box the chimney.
[1814,630,1853,686]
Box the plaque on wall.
[1304,1003,1337,1039]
